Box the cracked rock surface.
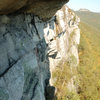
[0,5,80,100]
[0,14,51,100]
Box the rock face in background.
[48,6,80,69]
[0,0,69,20]
[0,4,80,100]
[48,6,80,85]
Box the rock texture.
[0,0,69,20]
[48,6,80,71]
[0,14,51,100]
[0,5,80,100]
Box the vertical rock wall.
[0,14,52,100]
[46,6,80,84]
[0,5,80,100]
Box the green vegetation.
[73,16,76,22]
[68,55,77,66]
[74,10,100,100]
[52,60,79,100]
[77,22,100,100]
[75,11,100,30]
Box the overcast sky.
[67,0,100,12]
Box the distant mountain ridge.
[78,8,91,12]
[75,10,100,30]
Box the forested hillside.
[76,11,100,100]
[75,11,100,30]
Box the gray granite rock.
[0,5,80,100]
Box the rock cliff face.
[48,6,80,85]
[0,4,80,100]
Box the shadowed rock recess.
[0,0,80,100]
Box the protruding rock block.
[0,0,69,20]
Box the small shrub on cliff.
[73,16,76,22]
[68,55,77,66]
